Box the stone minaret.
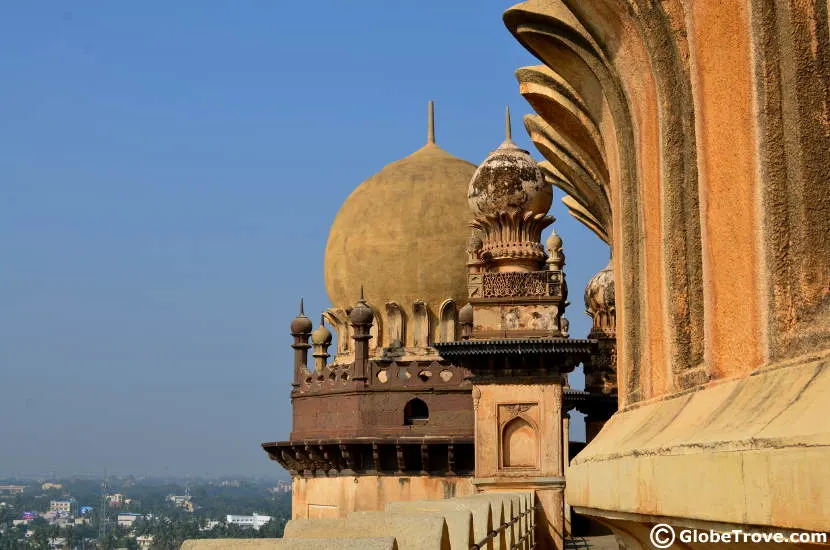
[436,108,594,550]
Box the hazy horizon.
[1,2,609,477]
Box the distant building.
[268,481,291,494]
[49,499,78,516]
[0,485,26,495]
[117,512,142,528]
[166,494,193,511]
[136,535,154,549]
[41,483,63,491]
[107,493,131,506]
[225,513,272,530]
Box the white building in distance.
[226,513,272,530]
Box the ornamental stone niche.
[499,404,539,469]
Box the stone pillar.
[472,381,566,550]
[290,300,313,388]
[311,317,332,372]
[349,291,374,382]
[562,412,571,536]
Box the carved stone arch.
[438,299,458,343]
[505,0,707,405]
[403,397,429,426]
[364,302,383,350]
[323,308,351,356]
[412,301,430,348]
[385,302,406,348]
[500,415,539,469]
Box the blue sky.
[0,2,609,477]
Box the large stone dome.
[324,141,476,348]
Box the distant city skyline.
[0,2,608,476]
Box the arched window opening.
[404,398,429,426]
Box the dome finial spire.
[505,105,513,143]
[299,297,305,316]
[427,101,435,145]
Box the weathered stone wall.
[504,0,830,540]
[290,389,473,440]
[290,475,475,519]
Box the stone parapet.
[567,355,830,534]
[182,539,397,550]
[183,491,535,550]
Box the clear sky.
[0,2,609,478]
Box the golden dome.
[324,118,476,348]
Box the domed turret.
[585,261,615,338]
[467,107,552,218]
[467,108,554,272]
[324,103,476,352]
[349,288,375,326]
[311,316,333,346]
[290,299,313,335]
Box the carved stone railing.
[292,359,472,395]
[371,360,472,388]
[468,271,564,300]
[471,500,536,550]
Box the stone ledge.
[181,538,397,550]
[567,356,830,532]
[284,515,450,550]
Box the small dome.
[467,107,552,218]
[311,318,333,345]
[459,302,474,324]
[290,299,313,335]
[585,261,615,313]
[349,291,375,326]
[546,228,563,251]
[466,231,483,253]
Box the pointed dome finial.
[290,297,313,334]
[350,286,374,325]
[427,101,435,145]
[505,105,513,143]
